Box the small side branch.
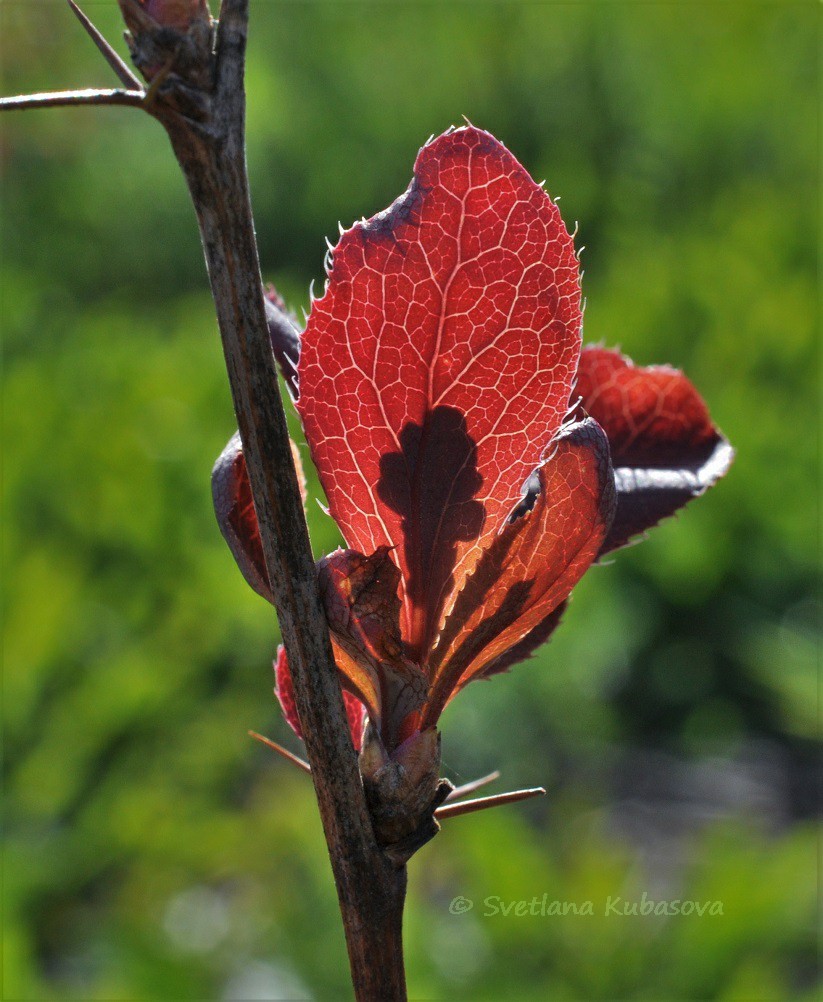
[0,89,145,112]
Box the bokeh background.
[2,2,819,1000]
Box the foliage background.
[2,2,819,1000]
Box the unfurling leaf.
[423,418,615,726]
[120,0,208,32]
[118,0,213,84]
[318,547,427,746]
[265,284,301,398]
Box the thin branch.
[66,0,143,90]
[436,787,546,821]
[444,770,501,803]
[0,89,144,112]
[159,2,408,998]
[249,730,312,774]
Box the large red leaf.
[575,347,733,552]
[297,125,582,662]
[420,419,614,727]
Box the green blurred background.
[2,2,819,999]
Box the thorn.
[435,786,546,821]
[65,0,143,91]
[0,88,147,112]
[248,731,312,774]
[444,770,501,803]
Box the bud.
[119,0,210,34]
[359,724,451,863]
[118,0,214,89]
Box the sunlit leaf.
[423,419,614,725]
[297,125,582,660]
[575,347,733,553]
[274,645,365,751]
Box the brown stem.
[154,1,408,997]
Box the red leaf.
[211,283,304,595]
[265,284,301,398]
[575,347,733,552]
[297,125,582,662]
[421,419,614,727]
[318,547,428,746]
[471,599,568,684]
[274,645,365,751]
[576,347,718,465]
[212,433,306,602]
[274,644,301,736]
